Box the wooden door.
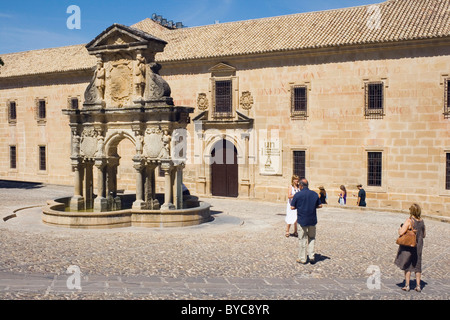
[211,140,238,197]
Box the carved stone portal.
[63,24,194,212]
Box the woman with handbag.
[394,203,426,292]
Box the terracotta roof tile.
[0,44,97,78]
[134,0,449,62]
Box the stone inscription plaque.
[259,139,282,175]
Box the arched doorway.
[211,139,238,197]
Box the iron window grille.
[36,99,47,124]
[8,101,17,123]
[293,151,306,179]
[291,86,308,119]
[444,79,450,119]
[71,97,79,110]
[368,152,382,187]
[446,153,450,190]
[213,80,233,118]
[10,146,17,169]
[39,146,46,171]
[365,82,385,119]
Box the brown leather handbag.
[396,219,417,247]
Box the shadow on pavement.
[396,279,428,291]
[0,180,44,190]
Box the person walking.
[394,203,426,292]
[318,186,327,205]
[291,178,322,264]
[356,184,366,207]
[285,175,300,237]
[338,185,347,205]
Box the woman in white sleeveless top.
[285,175,300,237]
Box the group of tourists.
[285,176,366,239]
[285,175,426,292]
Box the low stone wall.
[42,197,211,229]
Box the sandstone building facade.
[0,0,449,216]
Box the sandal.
[401,286,410,292]
[415,286,421,292]
[285,232,290,237]
[293,232,298,237]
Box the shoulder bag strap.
[409,217,417,233]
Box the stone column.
[174,166,183,209]
[106,156,121,210]
[132,158,145,210]
[161,162,175,210]
[94,159,108,212]
[241,132,251,198]
[84,160,94,210]
[70,160,85,211]
[145,164,159,209]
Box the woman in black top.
[318,186,327,205]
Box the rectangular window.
[10,146,17,169]
[71,97,79,110]
[39,146,46,171]
[368,152,382,187]
[445,79,450,119]
[291,86,308,119]
[446,153,450,190]
[293,151,306,179]
[9,101,17,122]
[38,100,46,119]
[365,82,384,119]
[214,80,232,116]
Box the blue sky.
[0,0,382,54]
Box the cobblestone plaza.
[0,180,448,301]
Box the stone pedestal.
[94,197,108,212]
[70,195,85,211]
[161,164,175,210]
[132,199,146,210]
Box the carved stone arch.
[208,137,239,198]
[204,132,245,164]
[104,129,137,157]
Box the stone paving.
[0,180,449,301]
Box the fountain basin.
[42,195,212,229]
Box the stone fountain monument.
[42,24,211,228]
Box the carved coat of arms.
[144,128,164,158]
[80,128,98,158]
[240,91,254,110]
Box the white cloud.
[0,12,14,18]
